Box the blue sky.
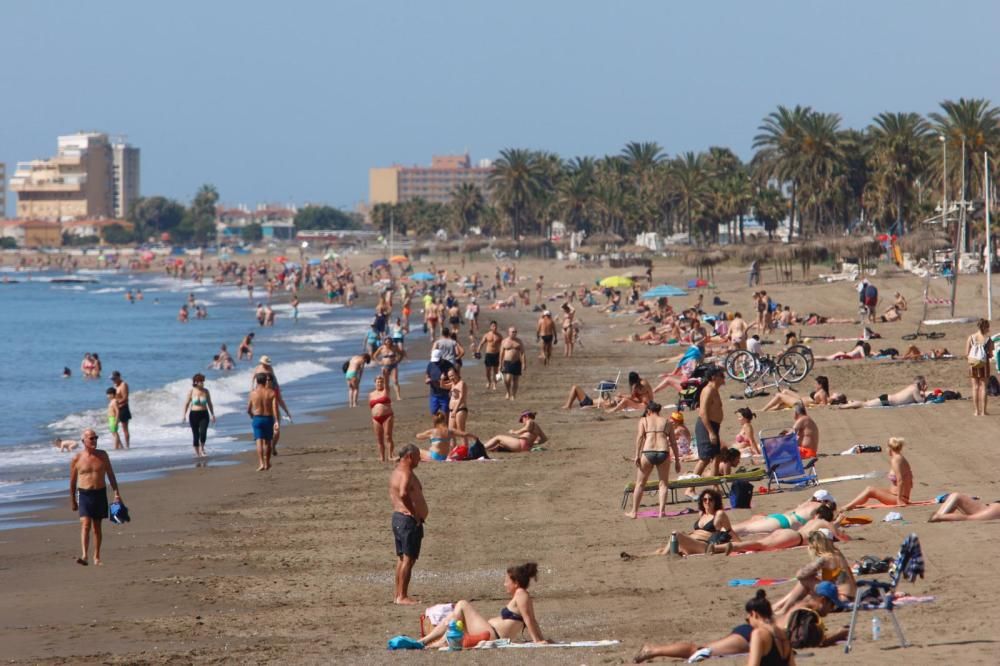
[2,0,998,216]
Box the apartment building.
[0,162,6,216]
[10,133,140,221]
[369,154,492,205]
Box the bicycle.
[724,347,812,398]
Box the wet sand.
[2,256,999,665]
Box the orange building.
[369,154,492,205]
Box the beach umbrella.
[141,251,154,261]
[284,262,301,270]
[390,255,409,263]
[174,258,185,266]
[371,258,389,268]
[599,275,634,288]
[307,258,322,266]
[642,284,688,299]
[409,271,435,281]
[275,255,288,263]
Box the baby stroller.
[676,364,714,411]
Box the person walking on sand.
[69,428,121,566]
[536,310,557,366]
[626,402,681,518]
[966,318,994,416]
[110,371,132,449]
[694,366,726,478]
[390,444,427,605]
[476,320,504,390]
[247,373,278,471]
[500,326,526,400]
[182,373,216,458]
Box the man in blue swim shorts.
[69,428,122,566]
[248,373,278,471]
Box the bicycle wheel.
[725,350,759,382]
[786,344,814,373]
[901,333,918,341]
[927,331,945,340]
[776,350,810,384]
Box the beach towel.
[817,471,880,485]
[728,578,790,587]
[855,499,935,510]
[452,639,620,650]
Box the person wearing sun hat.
[669,411,692,458]
[251,354,292,451]
[483,410,548,453]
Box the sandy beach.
[2,255,999,665]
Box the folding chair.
[595,370,621,402]
[759,429,817,491]
[844,533,924,653]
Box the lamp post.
[940,134,959,316]
[986,151,993,321]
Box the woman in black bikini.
[622,489,737,559]
[447,367,470,446]
[625,402,681,519]
[418,562,548,648]
[746,590,795,666]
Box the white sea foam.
[93,287,126,294]
[52,285,87,291]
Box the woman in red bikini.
[369,375,394,462]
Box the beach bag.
[447,445,469,461]
[787,609,824,649]
[706,529,732,546]
[968,337,988,365]
[988,376,1000,397]
[940,390,961,401]
[856,555,891,575]
[467,439,489,460]
[729,480,753,509]
[109,500,131,524]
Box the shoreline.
[2,257,998,664]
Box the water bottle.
[871,616,881,641]
[445,620,464,650]
[668,531,680,555]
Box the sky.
[2,0,999,217]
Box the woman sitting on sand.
[622,489,737,558]
[625,402,681,519]
[368,376,394,462]
[483,411,548,453]
[816,340,870,361]
[417,563,547,647]
[710,505,846,555]
[772,530,856,614]
[761,376,847,411]
[841,437,912,511]
[731,490,836,537]
[633,590,796,664]
[929,493,1000,522]
[731,407,762,456]
[415,411,473,461]
[607,372,654,413]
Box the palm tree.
[753,186,787,241]
[795,111,845,236]
[450,183,485,235]
[489,148,546,239]
[867,112,933,234]
[668,152,712,243]
[557,158,596,233]
[753,105,811,240]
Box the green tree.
[668,152,712,242]
[866,112,932,234]
[489,148,546,239]
[294,205,359,231]
[0,237,16,249]
[753,187,787,241]
[127,196,185,240]
[103,223,134,245]
[241,222,263,243]
[753,105,811,240]
[175,184,220,244]
[450,183,485,235]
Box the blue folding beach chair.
[595,370,621,403]
[759,429,817,491]
[844,533,925,653]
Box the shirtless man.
[252,356,293,453]
[728,312,749,350]
[536,310,557,366]
[110,371,131,448]
[839,375,927,409]
[500,326,526,400]
[238,332,255,361]
[535,275,544,303]
[476,321,504,390]
[390,444,428,605]
[69,429,121,566]
[345,353,371,408]
[247,373,278,471]
[792,402,820,458]
[694,366,726,477]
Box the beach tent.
[599,275,633,288]
[409,272,435,281]
[643,284,688,299]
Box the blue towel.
[387,635,424,650]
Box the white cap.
[812,489,835,503]
[430,349,442,362]
[542,310,551,316]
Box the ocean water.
[0,268,420,515]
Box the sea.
[0,267,419,530]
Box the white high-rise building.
[112,138,140,219]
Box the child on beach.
[106,388,122,450]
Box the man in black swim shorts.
[476,320,504,391]
[694,367,726,478]
[389,445,428,604]
[500,326,526,400]
[111,371,132,448]
[69,428,122,566]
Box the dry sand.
[2,255,999,665]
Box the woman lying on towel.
[929,493,1000,522]
[730,490,836,537]
[772,530,856,614]
[620,489,737,558]
[633,590,797,664]
[418,562,548,647]
[761,376,847,411]
[708,505,847,554]
[841,437,912,511]
[816,340,870,361]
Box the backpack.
[988,376,1000,397]
[729,479,754,509]
[968,336,988,365]
[341,360,350,374]
[864,284,878,301]
[467,439,489,460]
[786,608,824,649]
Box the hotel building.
[369,154,492,206]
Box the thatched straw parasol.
[491,238,519,251]
[460,237,489,252]
[899,232,952,260]
[587,231,625,245]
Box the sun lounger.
[620,467,766,509]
